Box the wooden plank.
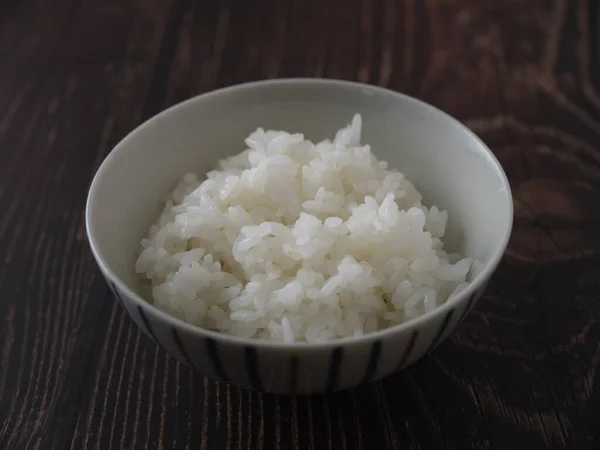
[0,0,599,449]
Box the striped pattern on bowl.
[105,276,486,394]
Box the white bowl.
[86,79,512,394]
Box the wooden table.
[1,1,599,449]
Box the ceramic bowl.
[86,79,512,394]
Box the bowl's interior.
[87,80,512,298]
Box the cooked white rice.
[135,114,473,343]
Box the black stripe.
[137,305,159,344]
[428,310,454,352]
[360,341,382,384]
[326,347,343,392]
[393,330,419,372]
[205,338,229,382]
[458,291,478,324]
[287,356,299,393]
[172,328,196,370]
[244,346,262,391]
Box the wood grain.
[1,0,599,449]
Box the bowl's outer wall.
[106,273,489,394]
[87,80,512,393]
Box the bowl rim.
[85,77,513,349]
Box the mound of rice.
[135,114,474,343]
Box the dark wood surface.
[1,0,599,448]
